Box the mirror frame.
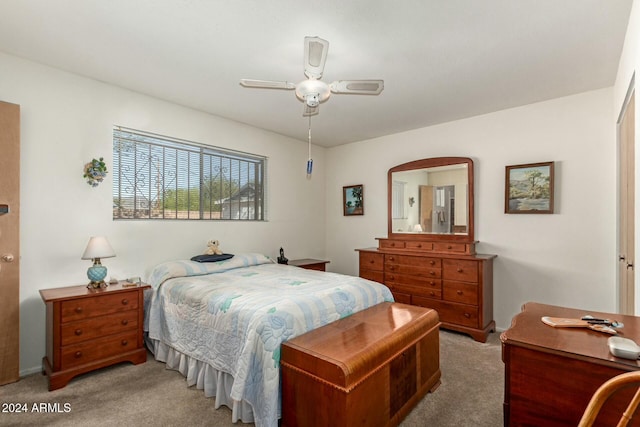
[388,157,474,242]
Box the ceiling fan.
[240,36,384,116]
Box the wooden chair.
[578,371,640,427]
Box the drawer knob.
[429,291,435,296]
[121,319,129,326]
[74,329,82,336]
[457,290,463,295]
[389,275,395,280]
[121,299,129,305]
[121,339,128,346]
[416,244,422,248]
[457,268,463,273]
[448,245,453,249]
[369,259,375,264]
[74,351,82,358]
[464,313,471,318]
[389,256,394,261]
[430,271,435,275]
[75,307,83,314]
[429,261,435,265]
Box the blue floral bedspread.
[144,253,393,427]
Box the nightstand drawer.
[61,331,139,370]
[61,310,138,346]
[61,290,138,322]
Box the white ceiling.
[0,0,633,147]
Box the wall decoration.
[343,184,364,216]
[83,157,108,187]
[505,161,554,214]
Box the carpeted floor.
[0,330,503,426]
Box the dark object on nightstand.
[277,247,288,265]
[39,282,150,391]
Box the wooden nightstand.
[288,258,330,271]
[39,282,150,391]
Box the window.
[113,127,266,220]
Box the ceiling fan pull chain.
[307,116,313,177]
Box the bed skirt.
[146,336,260,424]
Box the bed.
[144,253,394,427]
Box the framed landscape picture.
[343,184,364,216]
[505,161,554,214]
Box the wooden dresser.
[281,302,441,427]
[357,238,495,342]
[40,282,149,390]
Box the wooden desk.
[501,302,640,426]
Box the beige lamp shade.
[81,236,116,260]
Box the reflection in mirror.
[391,164,468,235]
[388,157,474,242]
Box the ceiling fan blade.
[240,79,296,89]
[330,80,384,95]
[304,36,329,80]
[303,104,319,117]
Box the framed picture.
[343,184,364,216]
[505,161,554,214]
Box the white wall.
[325,88,617,332]
[0,52,327,375]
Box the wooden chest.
[280,302,441,427]
[40,282,149,390]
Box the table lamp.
[81,236,116,289]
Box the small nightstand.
[288,258,330,271]
[39,282,150,391]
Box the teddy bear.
[204,239,223,255]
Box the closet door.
[619,91,635,314]
[0,101,20,385]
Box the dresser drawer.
[443,281,478,305]
[386,279,442,300]
[443,259,478,282]
[61,291,139,322]
[405,241,433,251]
[412,298,478,328]
[360,252,384,272]
[61,331,139,370]
[385,273,441,289]
[433,242,467,253]
[61,310,138,346]
[361,269,384,283]
[386,263,441,278]
[379,240,405,250]
[385,254,441,268]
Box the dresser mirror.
[388,157,474,242]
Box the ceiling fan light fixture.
[295,79,331,104]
